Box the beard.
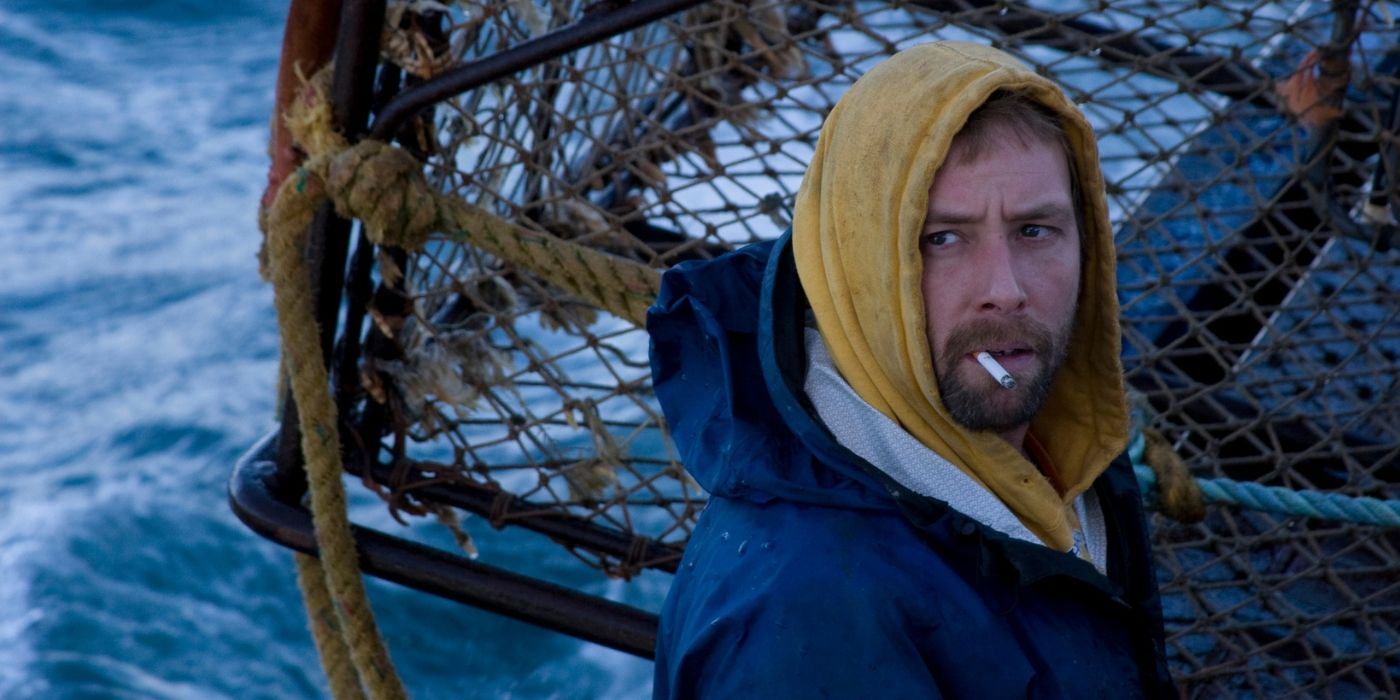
[935,314,1074,434]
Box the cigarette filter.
[975,351,1017,390]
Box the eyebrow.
[924,202,1075,226]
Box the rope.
[330,140,659,324]
[266,66,661,326]
[1128,430,1400,528]
[1138,427,1205,523]
[265,65,408,699]
[296,554,370,700]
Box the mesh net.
[340,0,1400,695]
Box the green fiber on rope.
[1127,431,1400,528]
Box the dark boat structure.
[231,1,1399,696]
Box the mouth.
[978,346,1032,359]
[941,317,1060,394]
[966,345,1037,375]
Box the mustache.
[940,317,1055,365]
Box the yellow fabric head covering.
[792,42,1128,550]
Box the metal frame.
[236,0,706,660]
[230,431,662,658]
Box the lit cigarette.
[975,351,1017,389]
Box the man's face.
[920,134,1081,434]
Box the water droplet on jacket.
[720,531,730,541]
[761,541,773,550]
[737,539,748,555]
[686,561,695,570]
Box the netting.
[335,0,1400,695]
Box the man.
[648,42,1175,698]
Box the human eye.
[921,230,957,249]
[1019,224,1055,240]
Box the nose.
[976,238,1027,313]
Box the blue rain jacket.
[649,234,1176,699]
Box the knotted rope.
[264,67,660,325]
[1139,428,1206,523]
[1128,430,1400,528]
[326,140,659,323]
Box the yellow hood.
[792,42,1128,551]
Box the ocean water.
[0,1,661,697]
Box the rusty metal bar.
[232,431,661,658]
[262,0,342,212]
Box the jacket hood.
[648,240,896,513]
[790,41,1129,550]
